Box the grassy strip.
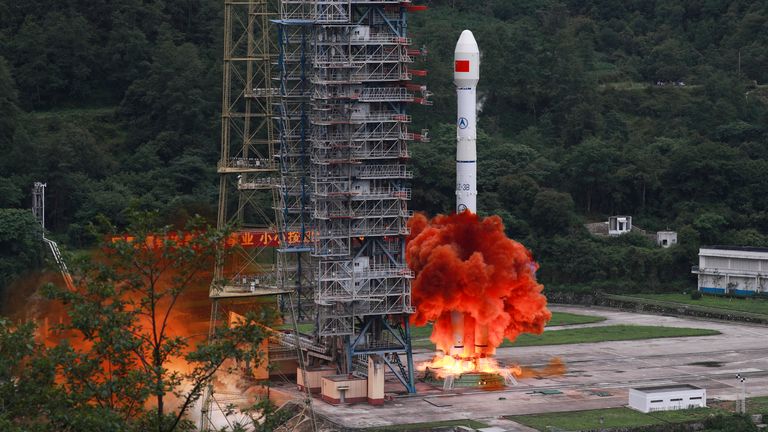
[363,419,489,431]
[748,396,768,414]
[508,407,658,429]
[649,407,728,422]
[276,312,605,337]
[275,322,314,333]
[507,407,721,430]
[413,325,719,349]
[546,311,606,327]
[410,323,435,340]
[630,293,768,316]
[604,293,768,322]
[411,312,605,342]
[500,325,719,348]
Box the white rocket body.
[449,30,490,358]
[454,30,479,215]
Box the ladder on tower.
[43,237,75,291]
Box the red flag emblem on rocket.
[455,60,470,72]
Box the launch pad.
[423,370,515,390]
[265,306,768,431]
[419,353,520,391]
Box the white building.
[629,385,706,413]
[656,231,678,248]
[693,246,768,296]
[608,215,632,236]
[586,217,677,249]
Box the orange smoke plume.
[407,211,551,355]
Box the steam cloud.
[406,211,551,355]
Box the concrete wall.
[297,366,336,393]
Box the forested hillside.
[3,0,768,291]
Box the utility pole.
[736,373,747,414]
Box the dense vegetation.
[3,0,768,292]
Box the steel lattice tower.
[276,0,430,393]
[206,4,429,421]
[203,1,294,429]
[212,0,282,299]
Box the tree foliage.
[5,0,768,291]
[0,209,43,292]
[33,213,274,431]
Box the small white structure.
[656,231,678,248]
[693,246,768,296]
[608,215,632,236]
[629,385,706,413]
[586,216,677,248]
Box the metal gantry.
[275,0,430,393]
[31,182,76,292]
[202,1,291,430]
[209,2,429,418]
[274,16,316,323]
[212,0,283,300]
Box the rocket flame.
[407,211,551,372]
[418,354,569,382]
[419,352,512,378]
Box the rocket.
[449,30,490,358]
[454,29,478,216]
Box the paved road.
[274,306,768,431]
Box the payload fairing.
[449,30,490,358]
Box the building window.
[670,398,683,402]
[689,397,702,400]
[650,400,663,403]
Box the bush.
[690,290,702,300]
[704,413,758,431]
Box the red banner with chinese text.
[109,230,314,249]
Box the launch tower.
[276,0,430,393]
[210,0,429,406]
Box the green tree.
[530,189,576,236]
[0,56,28,208]
[0,56,19,149]
[0,209,43,292]
[564,138,620,213]
[0,319,54,432]
[119,33,214,163]
[45,213,272,431]
[10,12,97,107]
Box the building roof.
[702,245,768,253]
[323,374,366,383]
[632,384,702,394]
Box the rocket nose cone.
[455,30,479,54]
